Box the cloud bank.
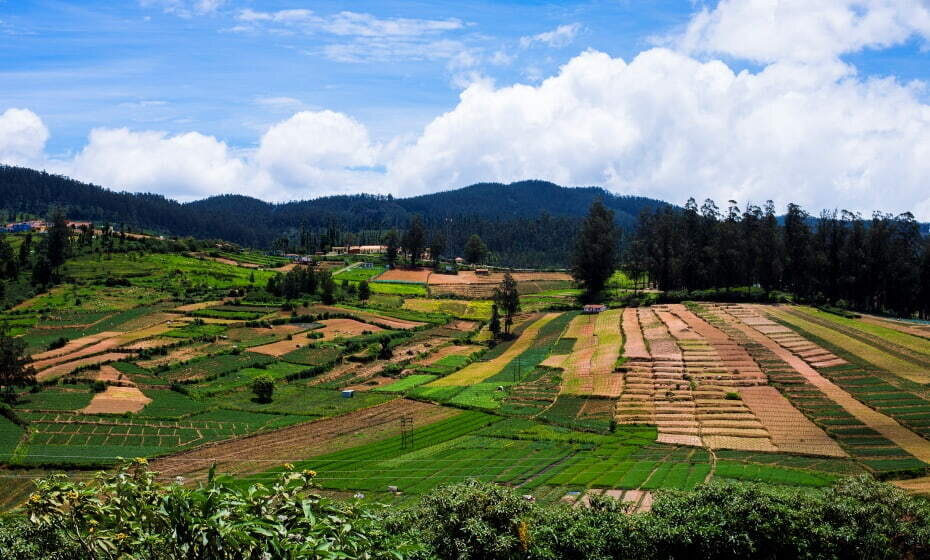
[5,0,930,218]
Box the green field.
[370,282,429,296]
[334,265,387,283]
[402,298,494,320]
[7,239,930,506]
[215,385,394,417]
[215,251,289,268]
[373,374,438,392]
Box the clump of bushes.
[46,337,68,351]
[5,468,930,560]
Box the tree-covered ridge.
[628,199,930,317]
[0,166,668,267]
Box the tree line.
[1,166,668,267]
[626,199,930,317]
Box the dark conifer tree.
[401,215,426,267]
[429,232,446,266]
[46,209,70,270]
[464,234,489,265]
[571,199,619,297]
[493,274,520,336]
[383,229,400,269]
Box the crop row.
[692,305,927,475]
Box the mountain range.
[0,165,668,266]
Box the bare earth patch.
[137,343,228,368]
[123,337,178,351]
[172,301,225,313]
[375,268,432,283]
[740,386,846,457]
[30,332,120,362]
[37,352,134,382]
[82,386,152,414]
[296,305,424,330]
[427,270,571,285]
[316,318,384,341]
[717,304,930,463]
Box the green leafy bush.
[19,460,413,560]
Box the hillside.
[0,166,668,266]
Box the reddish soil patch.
[428,270,571,285]
[137,343,227,368]
[37,352,133,381]
[295,305,423,330]
[123,337,178,351]
[450,320,479,331]
[251,319,381,356]
[376,268,432,283]
[621,308,649,359]
[250,335,319,357]
[740,386,846,457]
[33,341,124,371]
[718,305,930,463]
[316,318,384,341]
[82,386,151,414]
[29,332,121,363]
[91,365,132,385]
[894,476,930,494]
[150,399,455,479]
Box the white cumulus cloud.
[62,128,265,201]
[6,2,930,218]
[0,108,48,167]
[386,48,930,216]
[679,0,930,63]
[255,110,385,197]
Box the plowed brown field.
[149,399,456,479]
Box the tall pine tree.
[571,199,619,298]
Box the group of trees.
[571,200,620,298]
[0,323,35,403]
[265,266,337,304]
[0,210,71,302]
[382,217,485,268]
[489,273,520,339]
[4,464,930,560]
[628,199,930,317]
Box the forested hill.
[0,166,668,266]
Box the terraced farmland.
[6,246,930,511]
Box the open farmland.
[5,238,930,510]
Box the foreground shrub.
[391,478,534,559]
[393,477,930,560]
[5,468,930,560]
[17,459,415,560]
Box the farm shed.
[583,304,608,314]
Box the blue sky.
[2,1,930,218]
[0,0,696,156]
